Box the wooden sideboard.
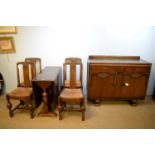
[87,55,152,104]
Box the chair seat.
[59,88,84,100]
[8,87,32,99]
[19,82,32,87]
[64,80,82,88]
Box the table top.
[32,66,61,82]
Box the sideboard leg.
[94,99,101,106]
[129,100,137,106]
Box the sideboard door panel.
[88,72,116,98]
[88,64,119,98]
[120,74,148,99]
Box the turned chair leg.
[81,100,85,121]
[20,100,25,105]
[58,99,62,120]
[59,111,62,120]
[6,95,13,117]
[58,107,62,120]
[82,108,85,121]
[29,99,34,119]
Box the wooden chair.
[58,58,85,121]
[0,73,4,95]
[63,57,83,88]
[6,62,36,118]
[25,57,42,74]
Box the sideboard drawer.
[124,66,150,74]
[90,64,118,74]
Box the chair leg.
[81,100,85,121]
[20,100,25,105]
[59,111,62,120]
[6,95,13,117]
[29,98,34,119]
[82,108,85,121]
[58,98,62,120]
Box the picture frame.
[0,37,16,53]
[0,26,16,34]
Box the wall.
[0,26,155,95]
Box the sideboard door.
[88,65,117,99]
[119,66,151,99]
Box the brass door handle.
[123,82,130,87]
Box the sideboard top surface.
[88,55,151,65]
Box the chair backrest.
[17,62,36,87]
[25,57,42,74]
[63,57,83,88]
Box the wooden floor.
[0,94,155,128]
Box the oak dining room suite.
[1,2,155,155]
[0,26,155,128]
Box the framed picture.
[0,37,16,53]
[0,26,16,34]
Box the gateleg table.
[32,66,62,116]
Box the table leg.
[39,90,57,117]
